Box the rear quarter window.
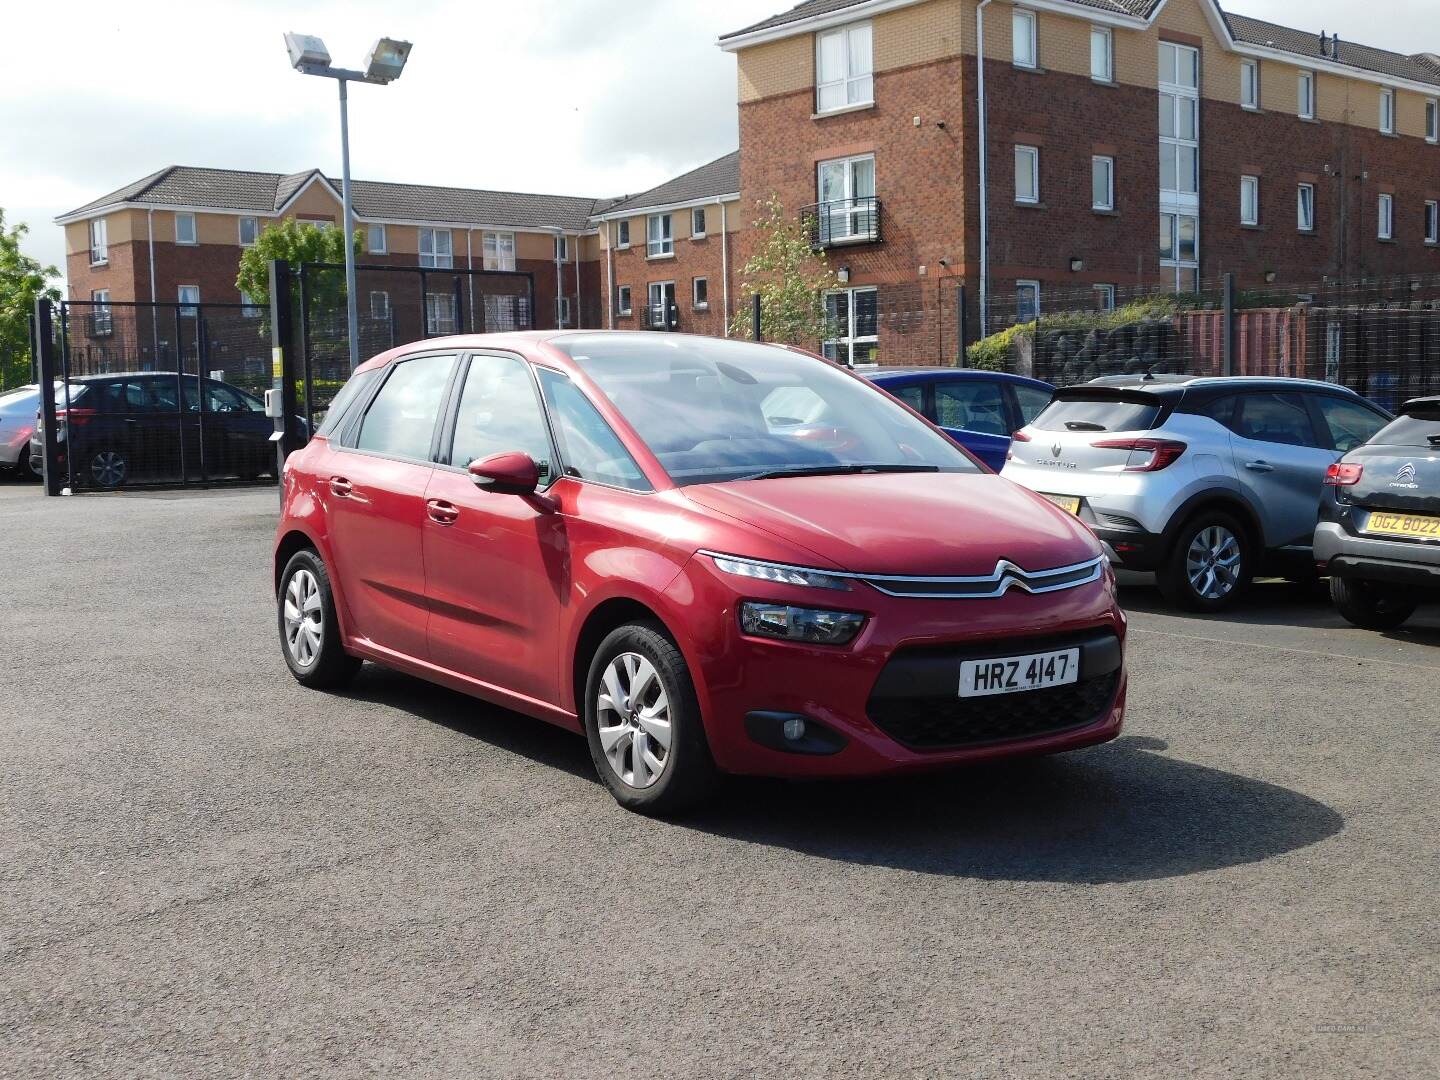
[1032,397,1161,433]
[1371,404,1440,448]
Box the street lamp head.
[285,32,332,72]
[364,38,413,83]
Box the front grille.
[859,555,1105,599]
[867,671,1120,751]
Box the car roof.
[1073,374,1365,399]
[865,367,1053,388]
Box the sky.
[5,0,1440,285]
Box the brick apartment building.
[593,153,742,338]
[721,0,1440,360]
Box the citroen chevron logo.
[1397,462,1417,483]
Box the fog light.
[783,717,806,741]
[739,602,865,645]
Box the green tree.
[0,209,61,389]
[235,218,362,311]
[728,196,838,348]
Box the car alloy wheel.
[595,652,672,789]
[282,567,324,668]
[1185,524,1242,601]
[90,450,127,488]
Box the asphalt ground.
[1,481,1436,1079]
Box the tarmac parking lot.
[1,483,1437,1079]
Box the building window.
[240,290,261,317]
[178,285,200,316]
[1160,214,1199,291]
[693,277,709,310]
[1092,156,1114,211]
[1090,27,1112,82]
[483,294,524,332]
[175,212,197,246]
[482,230,515,271]
[1241,176,1260,226]
[557,295,571,328]
[823,287,878,366]
[1012,9,1037,69]
[617,220,630,248]
[1427,201,1439,244]
[1094,284,1116,312]
[647,213,673,257]
[1159,49,1200,198]
[1298,183,1316,232]
[1428,99,1439,143]
[1016,281,1041,322]
[647,282,676,328]
[815,21,873,113]
[1298,71,1316,120]
[1015,145,1040,204]
[419,227,453,268]
[817,154,877,241]
[425,292,457,335]
[1241,60,1259,110]
[367,224,387,254]
[89,218,108,264]
[239,216,259,247]
[1380,88,1396,135]
[1378,193,1394,240]
[555,234,569,262]
[692,207,707,239]
[617,285,632,316]
[370,291,391,319]
[90,289,112,336]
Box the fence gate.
[33,297,275,495]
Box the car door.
[204,380,270,477]
[1224,391,1337,549]
[326,351,457,661]
[423,353,566,705]
[932,378,1013,471]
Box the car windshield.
[1033,395,1162,433]
[553,335,979,485]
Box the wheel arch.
[569,595,687,719]
[1161,489,1265,556]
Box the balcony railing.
[801,197,882,249]
[641,302,679,331]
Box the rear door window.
[355,353,456,461]
[1311,395,1387,452]
[1231,393,1319,447]
[934,380,1009,435]
[1370,402,1440,448]
[1032,396,1161,433]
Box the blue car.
[864,368,1055,471]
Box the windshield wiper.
[737,464,941,482]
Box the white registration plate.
[959,648,1081,698]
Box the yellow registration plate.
[1364,511,1440,540]
[1041,493,1082,515]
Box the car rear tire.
[278,549,362,689]
[1330,576,1416,630]
[583,621,717,815]
[88,448,129,489]
[1157,511,1252,612]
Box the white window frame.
[1159,44,1201,205]
[1159,213,1199,291]
[816,154,877,241]
[238,216,259,247]
[1427,201,1439,245]
[555,234,569,262]
[1015,145,1040,205]
[1016,281,1041,322]
[1091,155,1114,211]
[1380,88,1396,135]
[1241,175,1260,226]
[91,289,112,334]
[89,217,108,265]
[370,290,391,319]
[646,213,673,258]
[425,292,457,335]
[1298,183,1316,232]
[482,230,516,272]
[617,284,633,316]
[823,286,878,366]
[1298,71,1316,120]
[1378,193,1394,240]
[693,276,709,310]
[419,227,453,268]
[556,295,571,328]
[1012,9,1037,70]
[175,212,197,246]
[177,285,200,316]
[240,290,261,317]
[367,224,387,254]
[691,207,707,239]
[1428,99,1439,143]
[1241,59,1259,110]
[617,220,631,249]
[1090,26,1112,83]
[815,21,873,114]
[1094,284,1116,312]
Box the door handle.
[1244,460,1276,473]
[329,476,353,498]
[426,499,460,525]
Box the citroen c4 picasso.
[275,333,1127,813]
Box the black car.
[1314,395,1440,629]
[29,372,274,489]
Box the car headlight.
[708,553,850,591]
[739,602,865,645]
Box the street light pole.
[337,78,360,370]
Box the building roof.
[597,152,740,216]
[58,165,606,232]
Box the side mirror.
[468,451,540,495]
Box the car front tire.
[1157,511,1252,612]
[583,621,717,815]
[278,549,362,689]
[1330,576,1416,631]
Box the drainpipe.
[550,227,565,329]
[977,0,995,338]
[466,229,475,332]
[719,199,731,336]
[147,209,160,360]
[605,220,615,329]
[575,238,582,329]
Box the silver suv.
[1003,376,1391,610]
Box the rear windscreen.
[1032,397,1161,433]
[1371,406,1440,448]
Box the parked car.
[1,385,41,480]
[1315,394,1440,629]
[865,368,1054,471]
[1003,375,1392,611]
[29,372,275,488]
[274,331,1127,814]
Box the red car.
[274,332,1127,813]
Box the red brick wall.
[609,229,736,338]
